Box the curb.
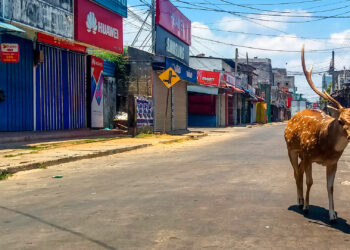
[0,144,151,176]
[0,133,209,177]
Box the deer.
[284,45,350,223]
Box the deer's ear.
[327,105,341,119]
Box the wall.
[189,57,222,71]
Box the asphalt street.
[1,125,350,249]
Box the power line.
[192,26,350,41]
[192,35,350,53]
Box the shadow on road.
[0,206,116,249]
[288,205,350,234]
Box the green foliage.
[320,82,332,104]
[89,49,129,81]
[0,173,12,181]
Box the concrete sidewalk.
[0,132,207,176]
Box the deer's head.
[302,45,350,140]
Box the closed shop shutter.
[35,44,86,130]
[0,35,34,131]
[154,74,171,132]
[173,80,187,131]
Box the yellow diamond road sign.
[159,67,181,88]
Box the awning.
[187,85,219,95]
[0,21,25,33]
[222,84,244,93]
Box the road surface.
[1,125,350,249]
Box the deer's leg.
[304,161,313,214]
[327,164,338,223]
[288,150,304,208]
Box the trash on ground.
[52,175,63,178]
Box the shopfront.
[188,70,220,127]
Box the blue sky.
[125,0,350,101]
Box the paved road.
[1,125,350,249]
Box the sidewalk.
[0,132,207,177]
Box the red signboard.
[37,33,86,53]
[74,0,123,54]
[1,43,19,63]
[197,70,220,87]
[156,0,191,45]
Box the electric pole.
[331,50,335,93]
[151,0,156,54]
[234,48,238,86]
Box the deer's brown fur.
[284,45,350,223]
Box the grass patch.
[135,133,155,138]
[0,173,13,181]
[38,164,47,169]
[4,151,39,158]
[70,138,117,145]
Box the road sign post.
[158,67,181,133]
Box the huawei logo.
[86,12,97,34]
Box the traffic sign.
[159,67,181,88]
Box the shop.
[188,70,220,127]
[35,33,87,131]
[0,33,34,131]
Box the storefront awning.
[187,85,218,95]
[0,21,25,33]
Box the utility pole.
[151,0,156,54]
[331,50,335,93]
[234,48,238,85]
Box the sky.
[124,0,350,102]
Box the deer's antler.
[301,44,343,110]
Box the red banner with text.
[197,70,220,87]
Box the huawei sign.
[86,11,119,39]
[75,0,123,54]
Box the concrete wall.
[154,72,187,133]
[189,57,222,71]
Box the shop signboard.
[91,56,104,128]
[0,43,19,63]
[155,25,189,65]
[135,96,154,127]
[156,0,191,45]
[92,0,127,17]
[75,0,123,54]
[1,0,73,39]
[197,70,220,87]
[221,72,235,87]
[37,33,86,53]
[165,57,197,84]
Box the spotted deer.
[284,45,350,223]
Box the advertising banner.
[197,70,220,87]
[92,0,127,17]
[155,25,189,65]
[0,43,19,63]
[165,57,197,83]
[135,97,154,127]
[75,0,123,54]
[156,0,191,45]
[91,56,104,128]
[37,33,86,53]
[221,72,235,87]
[1,0,73,39]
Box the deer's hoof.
[303,208,309,215]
